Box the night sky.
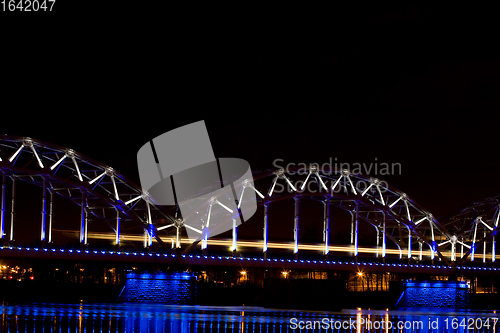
[1,3,499,233]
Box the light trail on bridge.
[1,245,499,276]
[55,230,487,259]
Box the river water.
[1,302,499,332]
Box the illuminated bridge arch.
[185,165,453,265]
[0,136,454,265]
[441,193,500,265]
[0,135,173,249]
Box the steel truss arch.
[0,135,174,249]
[441,193,500,265]
[183,165,452,264]
[0,136,456,264]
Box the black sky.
[1,3,499,224]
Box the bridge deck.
[1,246,498,276]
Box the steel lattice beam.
[0,135,174,250]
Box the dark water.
[1,302,499,332]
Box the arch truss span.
[0,135,174,249]
[441,193,500,265]
[182,164,453,265]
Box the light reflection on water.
[0,303,499,332]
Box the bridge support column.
[115,208,121,247]
[322,199,330,256]
[263,202,269,256]
[430,221,436,260]
[493,236,496,263]
[144,201,153,248]
[41,177,47,244]
[382,212,386,260]
[353,202,359,257]
[350,212,354,245]
[483,230,487,263]
[293,197,299,255]
[9,176,16,242]
[494,208,500,263]
[231,218,237,254]
[175,226,181,249]
[80,191,87,246]
[407,227,411,259]
[48,189,53,244]
[471,222,478,262]
[0,172,5,240]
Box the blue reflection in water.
[1,303,499,332]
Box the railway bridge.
[0,135,498,297]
